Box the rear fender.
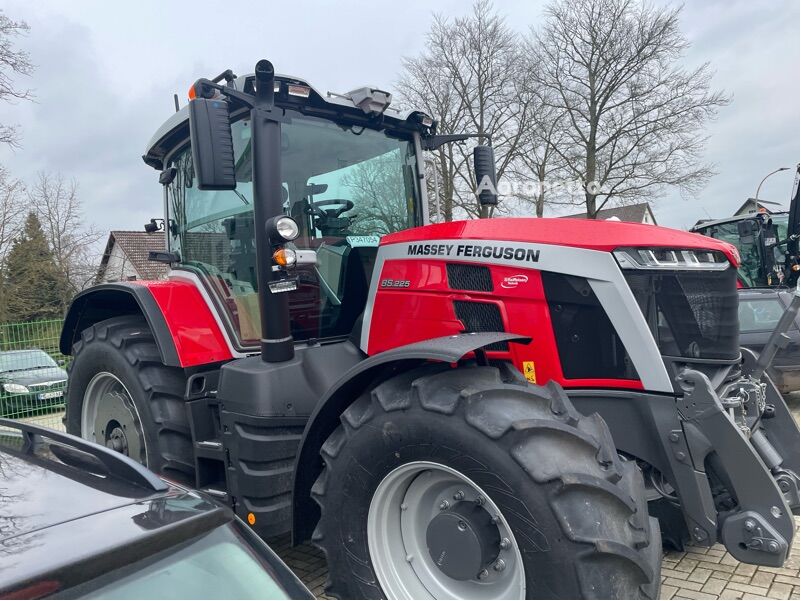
[60,281,234,368]
[291,331,530,543]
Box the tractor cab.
[692,211,792,287]
[144,71,429,351]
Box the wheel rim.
[368,461,525,600]
[81,372,147,464]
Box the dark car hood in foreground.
[0,445,227,596]
[0,366,67,387]
[0,447,205,541]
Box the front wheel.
[312,364,661,599]
[64,315,195,485]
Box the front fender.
[60,281,233,368]
[291,331,530,543]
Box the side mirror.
[737,219,756,244]
[188,98,236,190]
[473,145,498,208]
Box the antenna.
[173,94,180,112]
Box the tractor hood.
[382,217,740,267]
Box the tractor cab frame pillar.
[251,60,294,363]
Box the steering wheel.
[306,199,354,218]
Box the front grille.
[28,380,66,392]
[542,272,637,380]
[447,264,493,292]
[453,300,508,351]
[626,267,739,360]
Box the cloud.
[0,9,185,244]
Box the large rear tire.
[312,363,661,599]
[65,315,195,485]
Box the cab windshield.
[166,114,421,346]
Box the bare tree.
[341,152,413,236]
[0,11,34,148]
[507,51,570,217]
[396,14,471,223]
[397,1,529,220]
[0,166,24,320]
[397,29,466,222]
[28,172,103,303]
[0,166,24,265]
[531,0,729,217]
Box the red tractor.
[60,61,799,599]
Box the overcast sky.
[0,0,797,240]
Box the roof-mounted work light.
[346,87,392,115]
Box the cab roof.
[143,71,433,171]
[691,210,789,231]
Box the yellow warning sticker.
[522,361,537,384]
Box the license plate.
[38,391,63,400]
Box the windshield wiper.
[233,189,250,205]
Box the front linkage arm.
[676,369,797,567]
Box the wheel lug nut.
[494,559,506,572]
[500,537,511,550]
[439,500,450,511]
[475,495,485,506]
[477,569,489,580]
[453,490,464,501]
[491,514,500,524]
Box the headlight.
[613,247,730,271]
[274,216,299,241]
[3,383,29,394]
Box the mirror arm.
[192,78,255,109]
[422,133,492,151]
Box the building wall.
[99,244,139,283]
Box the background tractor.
[59,60,799,600]
[691,166,799,290]
[692,166,800,393]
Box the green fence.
[0,319,69,430]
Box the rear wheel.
[312,363,661,599]
[65,315,194,485]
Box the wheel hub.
[426,501,501,580]
[106,424,128,454]
[368,461,525,599]
[92,388,144,462]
